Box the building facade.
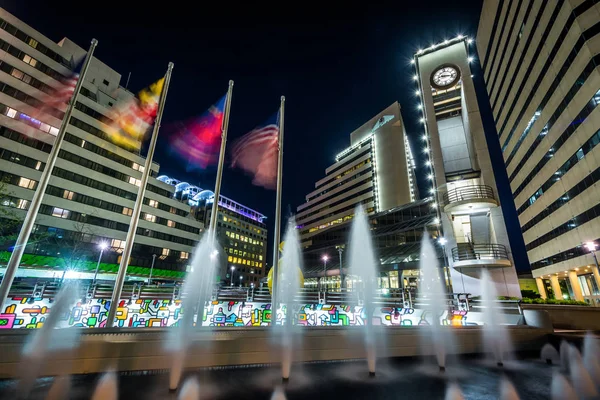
[478,0,600,304]
[157,176,268,287]
[0,9,203,281]
[414,36,521,297]
[296,102,418,246]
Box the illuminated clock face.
[431,65,460,88]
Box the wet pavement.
[0,355,559,399]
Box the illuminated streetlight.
[415,90,420,96]
[230,265,236,286]
[413,75,418,80]
[322,255,329,291]
[585,242,600,272]
[467,57,474,63]
[439,237,447,246]
[93,242,109,283]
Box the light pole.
[93,242,108,283]
[585,242,600,269]
[230,266,235,286]
[239,275,243,288]
[148,254,157,283]
[322,255,329,291]
[337,246,344,289]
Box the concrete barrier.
[0,326,550,378]
[521,304,600,330]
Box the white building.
[414,36,521,297]
[478,0,600,304]
[0,9,202,279]
[296,102,417,245]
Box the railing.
[451,243,509,262]
[441,185,496,207]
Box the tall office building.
[0,9,202,280]
[296,102,418,246]
[478,0,600,303]
[414,36,521,297]
[156,175,268,287]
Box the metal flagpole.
[0,38,98,310]
[271,96,285,315]
[105,62,174,326]
[208,80,234,238]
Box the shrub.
[521,290,541,299]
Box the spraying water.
[444,383,464,400]
[178,377,200,400]
[480,269,512,366]
[583,332,600,382]
[44,376,70,400]
[274,218,303,380]
[560,341,570,372]
[271,386,287,400]
[419,231,451,370]
[167,230,218,391]
[348,206,379,375]
[540,343,560,365]
[550,372,577,400]
[499,378,520,400]
[91,372,118,400]
[568,344,598,399]
[17,282,80,398]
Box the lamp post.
[239,275,243,288]
[585,242,600,270]
[322,255,329,291]
[230,266,235,286]
[148,254,157,283]
[93,242,108,283]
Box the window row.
[313,145,371,194]
[0,59,54,95]
[224,230,263,246]
[0,18,71,67]
[226,255,263,268]
[0,148,44,171]
[530,242,592,271]
[520,127,600,214]
[299,186,374,223]
[522,165,600,233]
[0,80,63,120]
[299,197,374,234]
[513,88,600,200]
[0,37,66,82]
[0,102,59,136]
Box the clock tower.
[414,37,521,298]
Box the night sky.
[4,1,530,271]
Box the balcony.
[451,243,511,268]
[441,185,498,213]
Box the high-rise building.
[0,9,202,280]
[296,102,418,246]
[157,176,268,287]
[478,0,600,303]
[414,36,521,297]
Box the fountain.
[560,340,570,372]
[444,383,464,400]
[90,372,118,400]
[348,205,379,375]
[540,343,560,365]
[499,378,520,400]
[271,386,287,400]
[178,377,201,400]
[274,218,303,381]
[550,372,578,400]
[44,376,70,400]
[568,344,598,399]
[480,269,512,366]
[418,231,452,371]
[583,332,600,382]
[167,229,219,391]
[17,281,80,399]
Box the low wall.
[521,304,600,330]
[0,325,550,378]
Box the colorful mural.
[0,296,482,329]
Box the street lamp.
[585,242,600,270]
[230,266,235,286]
[239,275,243,288]
[322,255,329,291]
[93,242,109,283]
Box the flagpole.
[105,62,174,327]
[208,80,234,237]
[0,38,98,310]
[271,96,285,317]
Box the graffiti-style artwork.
[1,296,484,329]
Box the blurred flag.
[170,95,226,169]
[230,113,279,189]
[106,78,164,150]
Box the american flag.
[231,115,279,190]
[31,71,78,122]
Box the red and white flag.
[231,121,279,189]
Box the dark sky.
[3,1,529,271]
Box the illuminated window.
[111,239,125,253]
[81,140,86,148]
[6,107,17,118]
[10,69,24,80]
[228,248,233,254]
[51,207,69,218]
[17,199,29,210]
[235,234,239,239]
[180,251,189,260]
[149,199,158,208]
[18,177,35,189]
[223,216,228,222]
[62,190,74,200]
[233,257,238,263]
[144,213,156,223]
[167,220,175,228]
[122,207,133,216]
[28,38,39,48]
[160,248,170,260]
[129,177,141,187]
[22,55,37,67]
[228,256,233,262]
[259,255,263,261]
